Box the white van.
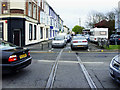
[90,28,108,42]
[58,33,68,43]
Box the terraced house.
[0,0,63,46]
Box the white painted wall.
[0,2,1,15]
[10,0,25,10]
[25,21,44,45]
[0,20,8,41]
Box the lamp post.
[79,18,81,26]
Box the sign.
[50,26,53,29]
[115,14,118,29]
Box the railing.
[97,38,110,48]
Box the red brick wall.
[10,9,24,14]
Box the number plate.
[19,54,27,59]
[77,45,83,47]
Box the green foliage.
[105,45,120,50]
[72,25,84,34]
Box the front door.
[13,30,21,46]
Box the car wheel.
[52,45,54,48]
[84,47,88,50]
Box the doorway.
[13,29,21,46]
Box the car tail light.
[82,41,87,42]
[94,38,96,40]
[8,55,17,62]
[73,41,78,43]
[28,51,30,56]
[119,38,120,40]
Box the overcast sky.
[46,0,120,30]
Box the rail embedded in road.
[76,53,97,89]
[46,49,63,88]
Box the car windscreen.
[116,36,120,38]
[54,36,64,40]
[0,41,17,50]
[73,37,85,40]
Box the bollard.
[48,42,49,48]
[41,43,43,50]
[101,50,104,52]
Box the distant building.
[63,25,69,34]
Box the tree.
[85,11,106,28]
[106,11,115,21]
[72,25,84,34]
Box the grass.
[105,45,120,50]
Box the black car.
[109,34,120,45]
[0,40,32,74]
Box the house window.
[2,2,8,14]
[33,5,36,19]
[53,30,54,37]
[46,28,48,38]
[40,27,43,39]
[100,31,106,35]
[0,3,1,14]
[0,23,3,40]
[50,18,52,26]
[50,30,52,37]
[29,24,32,40]
[40,11,45,23]
[34,25,36,40]
[42,0,44,9]
[28,2,32,17]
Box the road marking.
[37,60,104,64]
[46,49,63,88]
[83,62,104,64]
[76,54,97,89]
[38,60,55,63]
[30,51,54,53]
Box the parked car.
[58,33,68,43]
[76,34,84,37]
[71,36,88,50]
[109,34,120,45]
[52,35,66,48]
[109,54,120,83]
[90,28,108,42]
[0,40,32,74]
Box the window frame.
[29,24,32,40]
[0,23,3,40]
[34,25,37,40]
[28,2,32,17]
[33,4,36,19]
[46,28,48,38]
[40,27,43,39]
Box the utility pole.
[79,18,81,26]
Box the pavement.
[23,40,120,53]
[24,40,52,51]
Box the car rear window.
[0,41,16,49]
[54,36,64,40]
[73,37,85,40]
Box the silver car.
[71,36,88,50]
[109,54,120,83]
[52,35,66,48]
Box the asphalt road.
[2,42,120,89]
